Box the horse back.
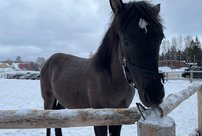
[40,53,92,108]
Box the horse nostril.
[144,92,163,107]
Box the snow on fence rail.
[0,84,201,136]
[0,108,141,129]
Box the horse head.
[110,0,165,107]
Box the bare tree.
[36,57,46,69]
[184,35,193,48]
[177,35,183,66]
[27,61,39,71]
[184,36,193,62]
[89,52,94,58]
[161,39,170,61]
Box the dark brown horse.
[40,0,165,136]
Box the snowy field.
[0,79,201,136]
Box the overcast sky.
[0,0,202,61]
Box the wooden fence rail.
[163,71,202,81]
[158,84,202,116]
[0,108,140,129]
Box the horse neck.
[110,42,127,84]
[93,26,127,86]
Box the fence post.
[137,116,175,136]
[198,90,202,135]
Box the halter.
[122,53,164,88]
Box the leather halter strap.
[122,55,164,88]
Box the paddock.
[0,80,200,136]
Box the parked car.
[7,74,15,79]
[13,73,25,79]
[29,73,40,80]
[19,73,37,80]
[7,73,25,79]
[181,67,202,78]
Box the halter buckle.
[130,82,136,88]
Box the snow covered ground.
[0,79,201,136]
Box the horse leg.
[46,128,51,136]
[54,102,64,136]
[94,126,107,136]
[44,95,55,136]
[55,128,62,136]
[109,125,122,136]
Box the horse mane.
[93,1,163,74]
[120,1,163,31]
[93,23,119,74]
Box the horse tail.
[53,99,65,109]
[52,98,58,109]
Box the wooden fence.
[0,84,202,136]
[164,71,202,81]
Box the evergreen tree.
[185,37,202,65]
[160,35,202,66]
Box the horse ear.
[110,0,124,15]
[153,4,160,15]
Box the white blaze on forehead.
[139,18,149,33]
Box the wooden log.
[0,108,140,129]
[198,88,202,135]
[158,84,202,117]
[137,116,175,136]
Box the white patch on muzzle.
[139,18,149,33]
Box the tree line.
[160,36,202,66]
